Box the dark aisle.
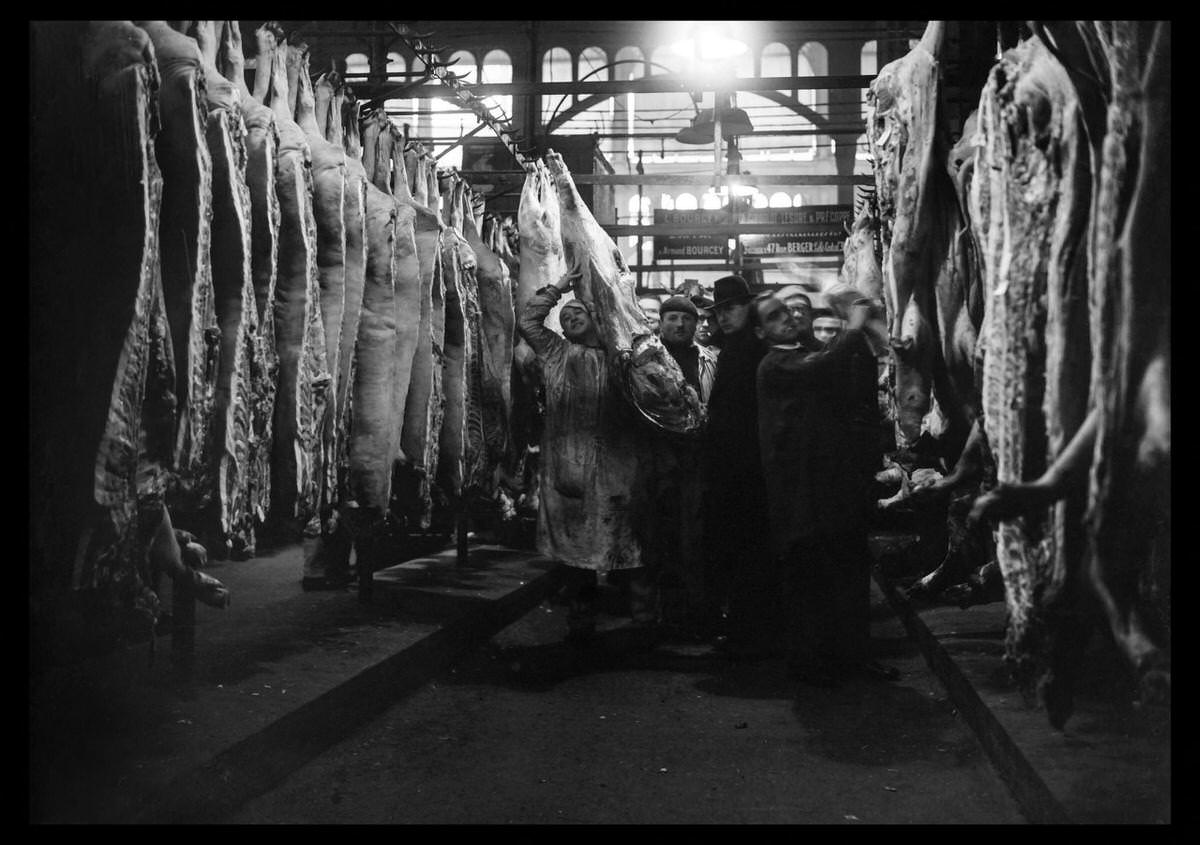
[228,580,1025,824]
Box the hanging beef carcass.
[1082,20,1170,704]
[966,21,1171,722]
[134,22,221,519]
[214,21,280,552]
[867,22,979,458]
[965,33,1096,723]
[255,24,331,539]
[543,151,703,435]
[31,22,228,663]
[184,22,259,557]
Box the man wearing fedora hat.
[700,275,775,655]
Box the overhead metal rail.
[352,74,875,97]
[457,172,873,186]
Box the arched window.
[614,45,645,79]
[751,192,769,209]
[613,46,645,160]
[797,44,826,110]
[659,193,675,210]
[447,49,476,83]
[674,192,698,211]
[760,41,791,95]
[481,49,513,128]
[861,40,878,121]
[701,191,723,210]
[541,47,573,125]
[578,46,609,81]
[792,193,805,207]
[384,53,410,122]
[732,45,754,79]
[430,95,465,168]
[344,52,369,77]
[648,44,681,75]
[769,191,792,208]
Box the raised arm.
[758,328,872,390]
[518,268,578,357]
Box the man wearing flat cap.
[641,294,720,629]
[700,275,774,655]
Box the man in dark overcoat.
[701,275,773,655]
[755,294,898,685]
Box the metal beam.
[629,261,840,275]
[362,74,875,98]
[604,223,851,237]
[457,172,873,187]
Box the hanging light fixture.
[674,106,755,144]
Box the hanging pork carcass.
[290,42,346,519]
[214,20,280,554]
[504,163,569,507]
[255,24,331,540]
[134,21,221,519]
[384,124,430,510]
[31,22,228,663]
[469,204,516,476]
[184,21,259,558]
[295,73,368,587]
[543,151,703,436]
[434,173,482,516]
[397,145,449,529]
[326,76,368,509]
[866,22,980,459]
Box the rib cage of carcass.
[540,151,704,436]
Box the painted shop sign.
[652,205,852,260]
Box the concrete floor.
[28,536,1171,824]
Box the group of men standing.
[518,271,897,687]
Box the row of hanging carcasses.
[30,21,524,629]
[859,21,1169,726]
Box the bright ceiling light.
[670,24,748,62]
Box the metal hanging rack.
[385,21,536,167]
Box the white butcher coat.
[518,288,646,571]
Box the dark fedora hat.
[711,275,753,309]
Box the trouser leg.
[828,531,872,668]
[562,566,599,636]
